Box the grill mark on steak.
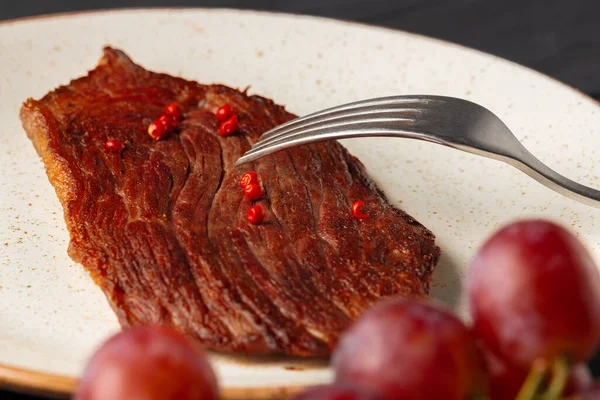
[264,154,355,327]
[282,150,355,320]
[231,231,329,353]
[228,95,356,341]
[282,145,360,318]
[20,47,440,356]
[173,120,268,348]
[206,145,291,349]
[232,123,349,345]
[253,156,350,333]
[313,143,384,311]
[229,121,350,333]
[200,107,315,350]
[339,149,398,295]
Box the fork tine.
[236,95,446,166]
[235,118,427,166]
[260,96,435,141]
[250,107,422,153]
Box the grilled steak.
[20,47,440,356]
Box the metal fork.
[235,95,600,208]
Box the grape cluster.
[75,219,600,400]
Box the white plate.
[1,7,599,398]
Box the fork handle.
[431,99,600,208]
[508,148,600,207]
[454,133,600,208]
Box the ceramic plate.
[1,7,599,399]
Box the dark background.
[1,1,600,398]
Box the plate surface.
[1,7,600,398]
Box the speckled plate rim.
[2,5,598,108]
[0,362,306,399]
[1,6,599,399]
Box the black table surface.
[2,1,600,399]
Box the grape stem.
[540,357,569,400]
[516,359,549,400]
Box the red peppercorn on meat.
[164,103,182,121]
[240,171,258,188]
[244,183,263,201]
[219,115,238,136]
[352,200,369,219]
[105,139,124,152]
[216,104,234,122]
[247,205,265,225]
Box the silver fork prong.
[257,105,422,148]
[260,96,436,141]
[237,126,433,166]
[250,108,422,153]
[235,118,421,166]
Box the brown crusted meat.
[20,47,440,356]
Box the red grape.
[482,346,525,400]
[333,298,487,400]
[75,326,218,400]
[483,344,592,399]
[292,384,384,400]
[467,219,600,368]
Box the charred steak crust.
[20,47,440,356]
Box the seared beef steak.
[20,48,440,356]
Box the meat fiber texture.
[20,47,440,356]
